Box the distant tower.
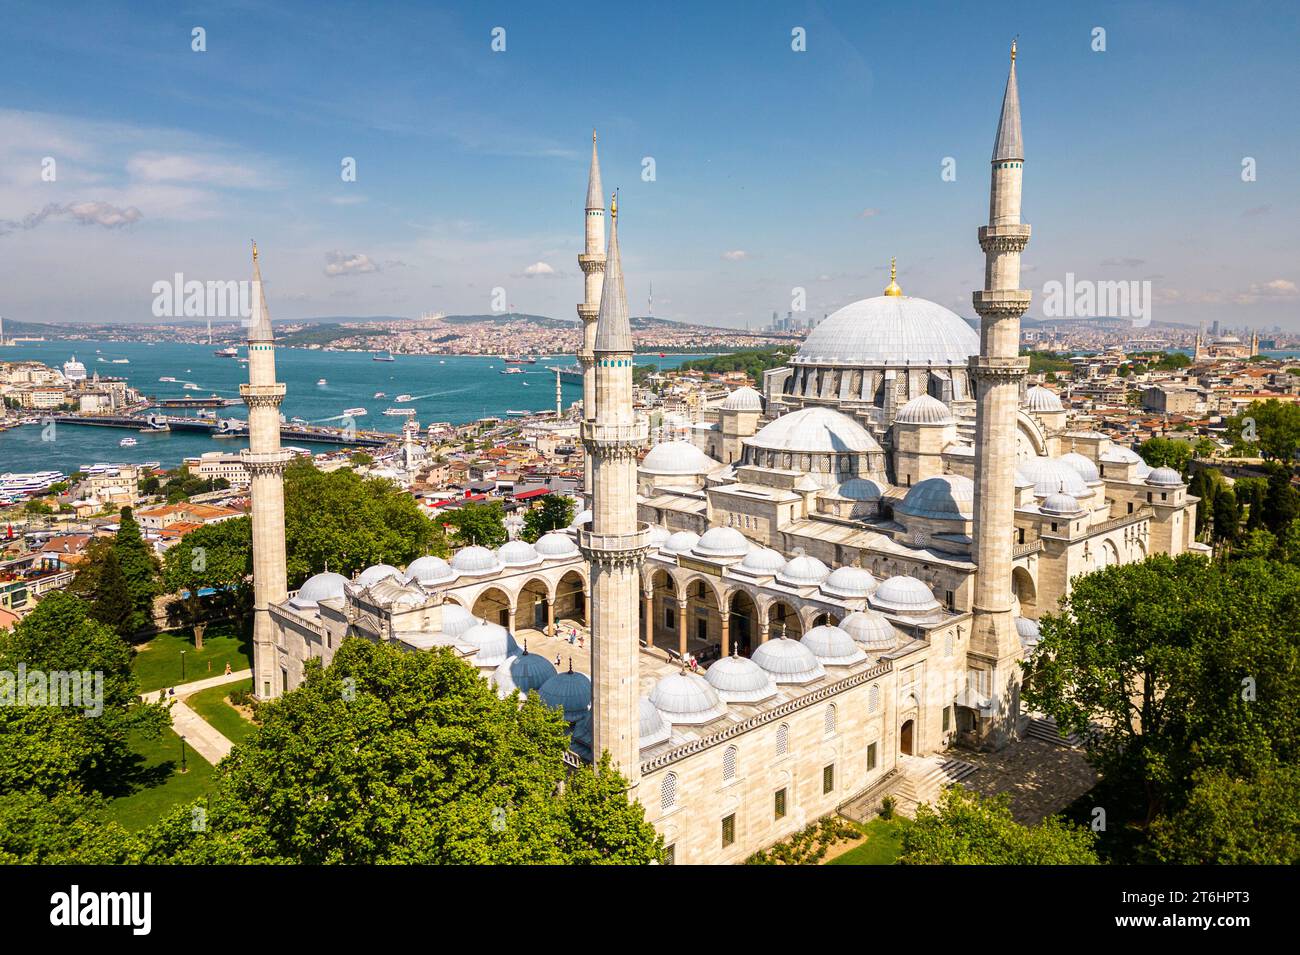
[241,243,292,701]
[647,280,653,318]
[577,130,607,501]
[1194,324,1205,362]
[555,367,563,419]
[579,193,649,786]
[969,41,1031,748]
[1250,329,1259,357]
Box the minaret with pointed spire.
[579,193,649,786]
[241,242,292,700]
[577,130,606,501]
[969,40,1031,747]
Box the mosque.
[242,44,1199,864]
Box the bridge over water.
[46,413,390,447]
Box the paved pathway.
[142,669,251,764]
[142,668,251,704]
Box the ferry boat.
[119,437,138,447]
[159,376,177,383]
[110,358,129,364]
[384,407,417,417]
[500,367,524,376]
[372,350,396,362]
[503,356,537,364]
[317,379,327,386]
[0,471,65,496]
[395,394,413,403]
[214,346,239,358]
[373,392,386,399]
[506,409,530,417]
[182,382,201,390]
[343,407,367,417]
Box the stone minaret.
[577,130,606,500]
[969,41,1031,747]
[241,243,291,701]
[579,194,648,786]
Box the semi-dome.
[898,474,975,521]
[1100,445,1153,477]
[497,539,541,567]
[450,545,502,575]
[871,575,942,615]
[1016,456,1090,498]
[662,530,701,554]
[1024,385,1064,412]
[720,386,763,412]
[793,295,978,368]
[1016,616,1041,653]
[640,440,721,476]
[404,555,454,585]
[704,654,777,703]
[1146,466,1183,487]
[896,394,956,426]
[356,563,401,587]
[639,697,672,748]
[820,565,878,599]
[801,625,868,666]
[568,509,592,529]
[439,602,480,638]
[535,532,579,557]
[645,525,672,548]
[499,648,557,694]
[746,406,882,454]
[290,571,348,608]
[738,546,786,576]
[776,552,831,587]
[1059,451,1101,484]
[1041,492,1084,517]
[463,622,512,667]
[693,526,749,559]
[648,672,727,724]
[539,667,592,722]
[833,478,886,501]
[839,609,899,650]
[751,637,826,684]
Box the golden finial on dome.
[1011,37,1017,63]
[251,239,258,262]
[610,191,617,219]
[883,256,903,296]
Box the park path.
[142,668,251,764]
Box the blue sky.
[1,0,1297,329]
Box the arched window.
[775,722,789,756]
[824,703,838,736]
[661,773,678,812]
[722,745,737,783]
[944,632,954,658]
[868,684,880,713]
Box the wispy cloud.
[0,200,141,236]
[323,251,379,277]
[722,250,748,261]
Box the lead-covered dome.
[639,697,672,748]
[662,530,700,554]
[450,545,502,575]
[801,625,867,666]
[1059,451,1101,484]
[463,622,513,667]
[439,602,480,638]
[1016,616,1041,653]
[1024,386,1064,412]
[648,672,727,724]
[497,539,541,567]
[839,609,899,650]
[355,564,401,588]
[1041,492,1084,517]
[1146,466,1183,487]
[640,440,721,476]
[833,478,886,501]
[777,552,831,587]
[752,637,826,684]
[498,649,557,694]
[539,667,592,722]
[746,406,882,454]
[1017,457,1090,499]
[871,575,941,615]
[404,555,454,585]
[896,394,956,426]
[535,532,579,558]
[704,654,777,703]
[898,474,975,520]
[720,386,763,412]
[820,565,878,599]
[794,295,978,368]
[693,526,749,559]
[290,571,348,608]
[738,546,787,576]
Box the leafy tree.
[1193,438,1217,459]
[163,517,253,650]
[23,500,53,516]
[87,547,135,639]
[349,451,374,467]
[1187,468,1217,538]
[139,640,661,864]
[521,495,576,543]
[1137,436,1193,476]
[113,506,161,633]
[1148,765,1300,864]
[445,500,508,548]
[1234,476,1268,531]
[1264,465,1300,534]
[0,790,138,864]
[899,788,1097,865]
[1211,487,1240,544]
[1228,399,1300,463]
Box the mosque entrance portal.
[899,719,914,756]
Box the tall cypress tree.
[89,548,135,640]
[112,506,160,634]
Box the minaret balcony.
[581,420,648,449]
[240,448,294,475]
[978,224,1031,254]
[972,289,1032,318]
[240,383,286,407]
[578,523,653,564]
[578,254,606,272]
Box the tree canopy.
[899,788,1097,865]
[1137,436,1193,476]
[521,495,576,543]
[1227,398,1300,463]
[444,499,508,549]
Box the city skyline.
[1,1,1297,330]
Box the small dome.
[356,564,401,587]
[648,672,728,724]
[569,710,594,759]
[1016,457,1090,499]
[746,406,882,454]
[645,525,672,548]
[568,509,592,529]
[839,609,899,650]
[539,668,592,722]
[463,622,512,667]
[896,394,955,425]
[871,575,941,615]
[693,526,750,559]
[491,660,519,697]
[439,602,480,637]
[535,532,580,557]
[704,654,777,703]
[290,571,348,608]
[776,552,831,587]
[820,566,878,599]
[662,530,701,554]
[752,637,826,684]
[1100,445,1153,478]
[1024,385,1064,412]
[738,546,787,575]
[1041,492,1084,517]
[450,545,502,575]
[501,648,557,693]
[497,539,541,567]
[404,555,454,585]
[640,440,721,476]
[1016,616,1041,653]
[1146,466,1183,487]
[639,697,672,748]
[898,474,975,521]
[1059,451,1101,484]
[801,625,867,666]
[833,478,886,501]
[720,386,763,412]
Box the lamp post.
[179,734,188,774]
[180,649,187,681]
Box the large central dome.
[794,295,978,368]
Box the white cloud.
[522,260,556,277]
[722,250,748,261]
[125,152,270,188]
[323,251,379,277]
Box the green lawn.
[186,678,257,745]
[131,623,251,692]
[827,816,911,865]
[103,727,215,831]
